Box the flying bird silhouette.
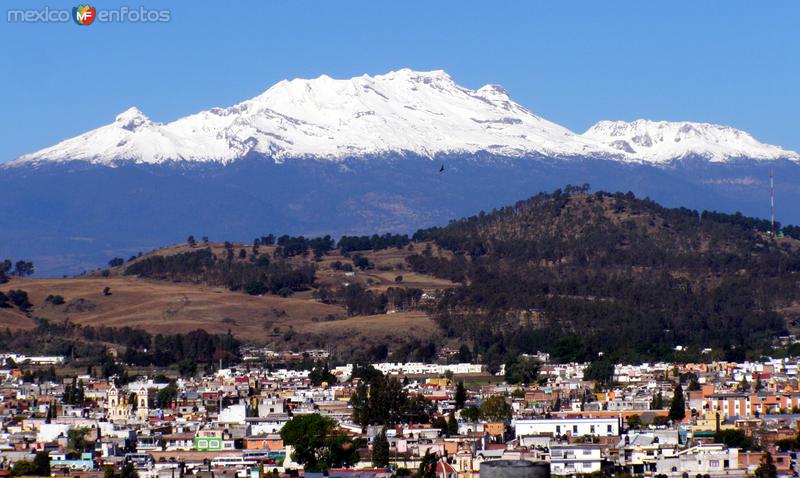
[439,164,445,173]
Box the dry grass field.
[289,311,440,356]
[1,276,345,341]
[0,241,456,351]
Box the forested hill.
[409,186,800,365]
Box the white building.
[649,444,742,478]
[514,418,620,438]
[550,444,605,475]
[217,404,247,424]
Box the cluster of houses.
[1,352,800,478]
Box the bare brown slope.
[1,277,343,341]
[0,244,454,348]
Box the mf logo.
[72,4,96,25]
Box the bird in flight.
[439,164,445,173]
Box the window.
[556,426,561,434]
[607,425,613,433]
[590,425,596,434]
[198,440,208,448]
[710,460,720,468]
[573,425,578,433]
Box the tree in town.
[309,362,337,386]
[280,414,360,471]
[584,359,615,385]
[479,395,512,422]
[668,384,686,421]
[739,377,750,392]
[121,462,140,478]
[177,359,198,377]
[447,410,459,436]
[504,356,541,385]
[156,384,178,409]
[404,395,435,424]
[457,344,472,363]
[32,451,51,476]
[454,381,467,410]
[372,428,390,468]
[715,429,756,451]
[415,451,438,478]
[67,427,90,452]
[626,414,642,430]
[433,416,449,436]
[755,451,777,478]
[460,407,480,422]
[651,391,664,410]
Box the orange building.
[244,434,284,451]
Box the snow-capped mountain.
[583,119,799,163]
[11,69,796,167]
[11,69,618,166]
[5,69,800,276]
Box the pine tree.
[454,381,466,410]
[740,377,750,392]
[755,451,777,478]
[651,391,664,410]
[121,462,139,478]
[447,410,459,436]
[372,428,390,468]
[668,384,686,421]
[32,451,50,477]
[415,451,438,478]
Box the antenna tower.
[770,168,776,236]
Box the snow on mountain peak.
[115,107,153,131]
[10,70,798,166]
[583,119,799,163]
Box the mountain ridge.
[9,69,798,167]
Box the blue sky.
[1,0,798,162]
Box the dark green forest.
[124,247,315,297]
[408,187,800,366]
[0,318,240,375]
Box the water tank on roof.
[480,460,550,478]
